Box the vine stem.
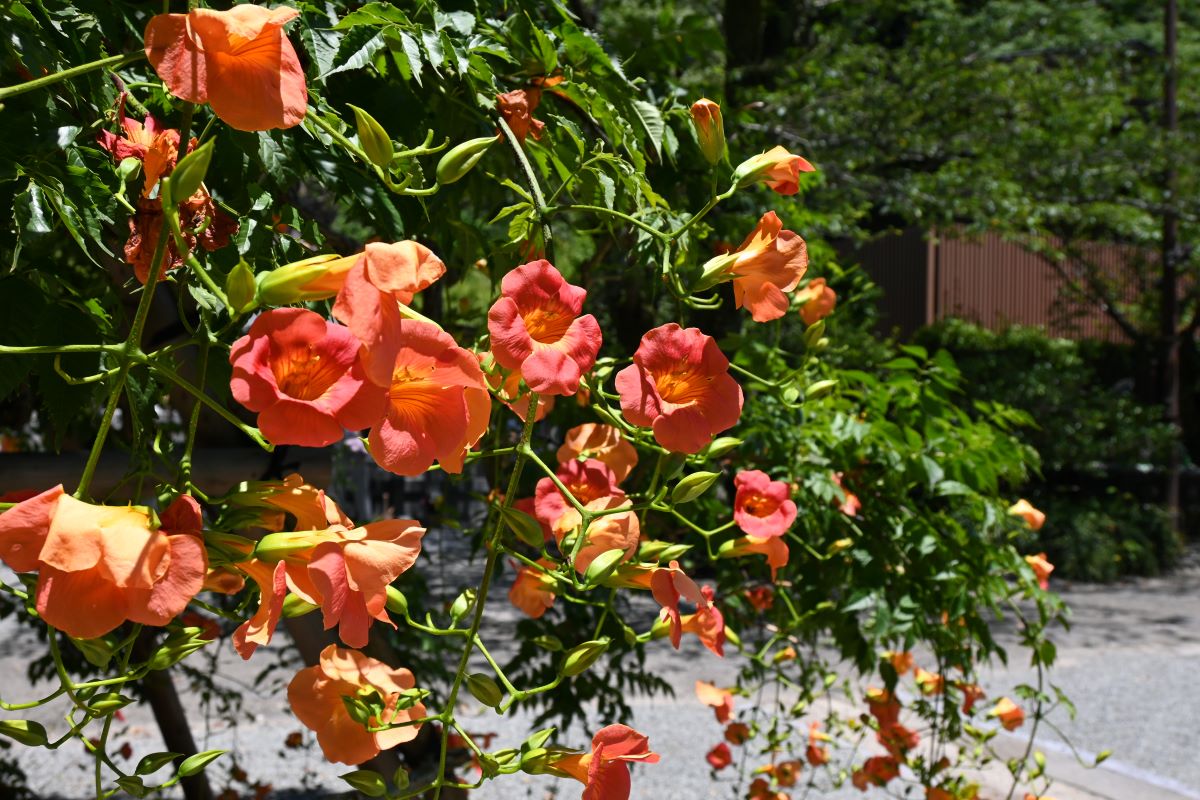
[497,117,554,261]
[0,52,144,102]
[75,102,194,499]
[432,392,541,800]
[93,625,141,800]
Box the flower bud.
[225,260,257,315]
[436,135,500,185]
[348,104,393,167]
[466,673,504,708]
[255,253,358,306]
[561,638,610,677]
[732,145,815,195]
[670,471,721,504]
[690,98,726,165]
[164,138,214,205]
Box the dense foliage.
[0,2,1085,799]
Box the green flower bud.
[671,471,721,504]
[225,260,257,315]
[561,638,609,677]
[583,548,627,586]
[348,104,393,167]
[164,139,215,205]
[466,673,504,708]
[436,135,499,184]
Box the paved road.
[3,543,1198,799]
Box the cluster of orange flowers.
[0,2,1062,796]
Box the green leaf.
[530,24,558,72]
[630,100,665,158]
[323,29,385,78]
[395,30,424,86]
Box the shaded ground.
[3,545,1198,799]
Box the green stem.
[178,329,210,490]
[433,392,541,800]
[0,344,118,355]
[149,361,271,450]
[498,117,554,260]
[0,52,144,102]
[552,204,666,240]
[74,104,194,499]
[93,625,140,800]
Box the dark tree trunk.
[133,635,213,800]
[1159,0,1182,531]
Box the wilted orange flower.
[878,721,920,758]
[706,742,733,770]
[733,145,815,195]
[230,308,385,448]
[695,680,734,724]
[885,650,914,675]
[721,535,789,581]
[806,721,831,766]
[557,424,638,483]
[927,788,955,800]
[915,667,945,695]
[284,519,425,648]
[679,585,726,657]
[1008,499,1046,530]
[509,559,557,619]
[1025,553,1054,589]
[725,722,751,745]
[287,645,425,765]
[958,681,986,714]
[748,778,788,800]
[124,190,238,284]
[616,323,743,454]
[866,687,901,728]
[331,241,448,386]
[745,585,775,611]
[488,259,602,397]
[690,98,725,164]
[97,100,183,196]
[550,724,660,800]
[699,211,808,322]
[0,488,206,639]
[366,320,491,476]
[796,277,837,326]
[773,760,802,788]
[144,5,307,131]
[851,755,900,790]
[497,89,545,143]
[990,697,1025,730]
[832,472,862,516]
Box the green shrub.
[917,320,1183,579]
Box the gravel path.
[3,541,1198,800]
